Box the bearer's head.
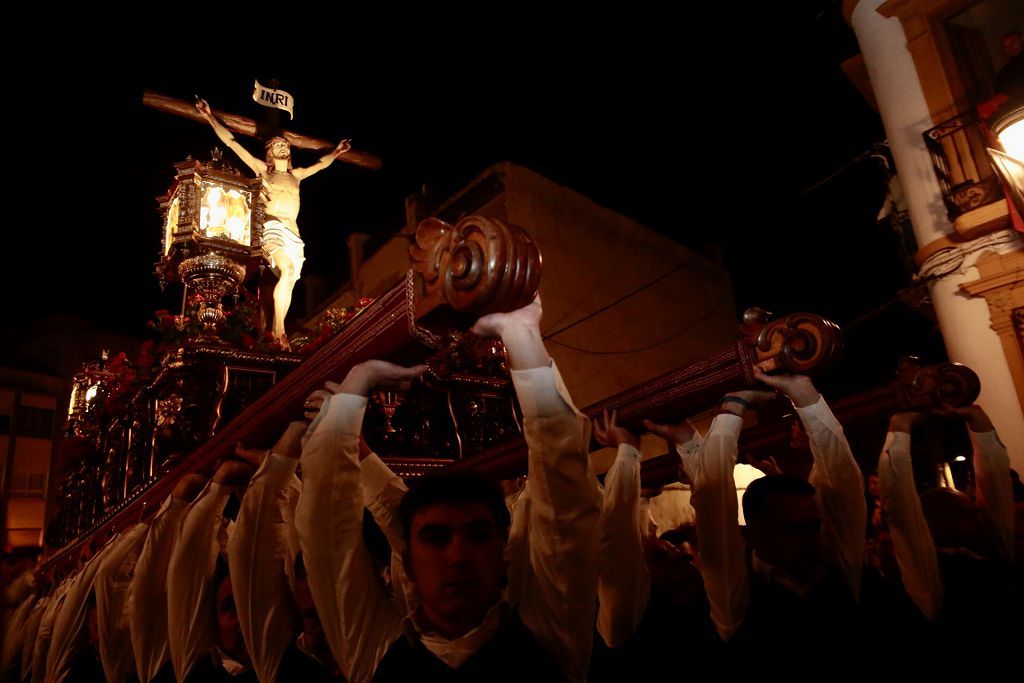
[399,472,510,638]
[743,475,821,582]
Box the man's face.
[1003,33,1022,58]
[750,493,822,581]
[294,574,324,640]
[87,603,99,650]
[406,502,506,636]
[868,474,880,499]
[216,575,245,658]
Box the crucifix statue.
[143,90,380,350]
[196,98,349,347]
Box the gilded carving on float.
[66,350,116,440]
[176,253,248,338]
[155,395,183,428]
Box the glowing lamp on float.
[65,350,116,439]
[156,148,263,339]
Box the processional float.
[41,92,981,577]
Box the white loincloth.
[261,219,305,276]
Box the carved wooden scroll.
[898,358,982,409]
[410,217,541,339]
[746,309,844,375]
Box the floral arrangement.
[291,297,374,355]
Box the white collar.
[210,647,250,677]
[401,597,510,669]
[751,552,825,598]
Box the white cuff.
[361,453,401,501]
[616,443,642,462]
[883,431,911,453]
[675,429,705,461]
[794,395,834,424]
[708,412,744,439]
[309,393,368,438]
[511,364,568,418]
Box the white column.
[851,1,1024,472]
[924,238,1024,473]
[851,0,950,248]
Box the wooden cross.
[143,90,382,171]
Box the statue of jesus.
[196,98,351,348]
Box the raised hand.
[593,409,641,450]
[303,389,333,420]
[932,403,994,432]
[172,473,207,503]
[195,98,212,118]
[333,139,352,157]
[213,459,257,489]
[338,360,428,398]
[889,411,925,434]
[233,441,267,469]
[752,366,817,408]
[748,454,783,477]
[643,417,696,447]
[472,297,542,339]
[473,298,546,370]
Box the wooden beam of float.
[638,360,982,487]
[41,216,539,574]
[142,90,383,172]
[450,308,845,480]
[587,310,844,432]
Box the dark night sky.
[4,6,945,393]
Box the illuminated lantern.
[156,148,264,339]
[65,350,115,439]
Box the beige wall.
[502,164,737,407]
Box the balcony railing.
[923,110,1003,221]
